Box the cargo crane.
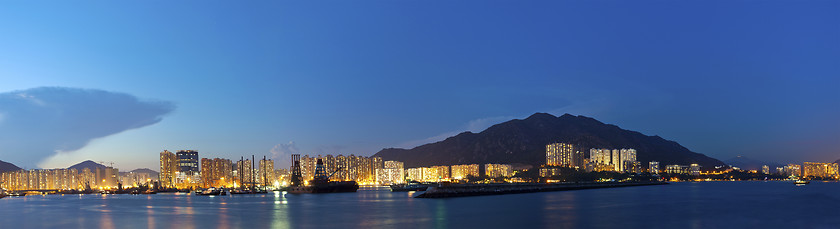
[287,157,358,194]
[314,165,344,184]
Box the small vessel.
[196,188,226,196]
[229,188,268,195]
[229,189,252,195]
[390,182,429,192]
[7,192,26,197]
[794,180,810,185]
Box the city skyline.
[1,1,838,171]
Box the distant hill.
[122,168,159,178]
[130,168,158,174]
[0,160,22,172]
[724,156,783,171]
[67,160,107,171]
[374,113,725,169]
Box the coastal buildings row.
[0,166,121,191]
[160,151,512,187]
[297,154,383,185]
[588,148,638,172]
[802,162,839,179]
[403,164,513,183]
[160,150,286,189]
[740,163,838,179]
[542,143,643,176]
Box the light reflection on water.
[2,182,840,228]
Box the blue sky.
[0,0,837,170]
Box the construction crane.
[98,161,115,168]
[327,167,344,180]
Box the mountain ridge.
[374,113,725,169]
[67,160,107,171]
[0,160,22,172]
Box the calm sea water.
[2,181,839,228]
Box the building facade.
[546,143,584,168]
[665,165,689,174]
[485,164,512,178]
[375,161,405,185]
[689,164,701,176]
[159,150,177,188]
[451,164,479,179]
[257,159,276,186]
[803,162,839,179]
[649,161,660,174]
[784,164,802,177]
[176,150,200,187]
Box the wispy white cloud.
[270,141,300,169]
[0,87,175,168]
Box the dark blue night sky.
[0,0,837,169]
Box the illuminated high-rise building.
[539,167,561,177]
[120,171,151,187]
[428,166,450,181]
[485,164,512,178]
[689,164,701,176]
[258,158,275,186]
[803,162,839,179]
[546,143,584,168]
[214,158,233,186]
[624,161,642,173]
[649,161,660,174]
[334,155,347,181]
[619,149,637,172]
[376,160,405,185]
[96,166,119,188]
[235,159,254,187]
[406,168,423,182]
[611,149,621,171]
[323,155,336,178]
[372,157,384,178]
[200,158,214,188]
[762,165,770,174]
[176,150,200,186]
[666,165,688,174]
[198,158,232,188]
[159,150,177,188]
[590,149,612,166]
[451,164,479,179]
[784,164,801,177]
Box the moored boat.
[196,188,226,196]
[390,182,429,192]
[7,192,26,197]
[287,181,359,194]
